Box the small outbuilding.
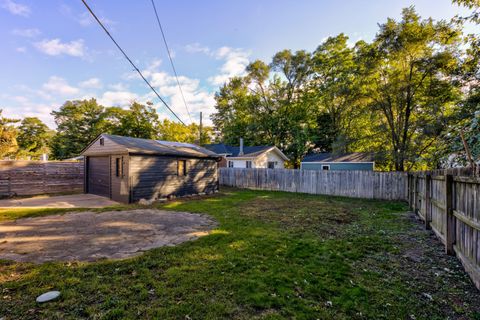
[81,134,220,203]
[301,152,374,171]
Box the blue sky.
[0,0,473,127]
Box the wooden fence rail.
[408,172,480,289]
[0,161,84,197]
[219,168,408,200]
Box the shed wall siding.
[301,162,374,171]
[129,155,218,201]
[83,136,127,156]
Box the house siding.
[129,155,218,202]
[255,150,286,168]
[301,162,374,171]
[225,149,286,169]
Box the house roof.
[82,134,220,159]
[302,152,374,163]
[204,143,288,160]
[203,143,231,155]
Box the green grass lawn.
[1,188,479,319]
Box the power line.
[80,0,186,125]
[150,0,193,124]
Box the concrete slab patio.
[0,209,217,262]
[0,193,119,208]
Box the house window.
[322,165,330,171]
[246,161,252,168]
[228,161,234,168]
[267,161,275,169]
[99,138,104,146]
[178,160,187,176]
[115,158,121,177]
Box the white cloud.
[144,62,215,124]
[122,53,252,124]
[34,38,85,57]
[109,83,129,91]
[1,0,30,17]
[59,4,115,29]
[208,47,250,86]
[16,47,26,53]
[77,11,116,28]
[98,91,139,107]
[79,78,102,89]
[185,43,211,55]
[12,28,40,37]
[42,76,79,96]
[0,94,56,128]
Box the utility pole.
[199,111,203,146]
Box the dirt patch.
[0,209,216,262]
[239,196,356,237]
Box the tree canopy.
[211,6,476,170]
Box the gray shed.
[80,134,220,203]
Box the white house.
[204,139,288,169]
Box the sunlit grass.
[0,188,479,319]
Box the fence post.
[408,173,413,210]
[445,174,455,255]
[413,174,418,214]
[424,173,431,230]
[407,174,411,208]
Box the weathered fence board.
[219,168,407,200]
[0,161,84,197]
[408,171,480,290]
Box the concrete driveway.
[0,193,119,208]
[0,209,217,262]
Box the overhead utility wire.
[150,0,193,124]
[80,0,186,125]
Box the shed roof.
[82,134,219,159]
[302,152,374,163]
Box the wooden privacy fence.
[219,168,407,200]
[0,161,84,197]
[408,172,480,289]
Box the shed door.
[87,156,110,197]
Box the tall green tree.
[16,117,53,158]
[444,0,480,167]
[157,119,213,144]
[212,77,260,145]
[212,7,473,171]
[213,51,315,167]
[0,109,19,159]
[311,34,366,152]
[360,7,462,170]
[51,99,109,159]
[109,102,160,139]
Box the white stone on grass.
[36,291,60,303]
